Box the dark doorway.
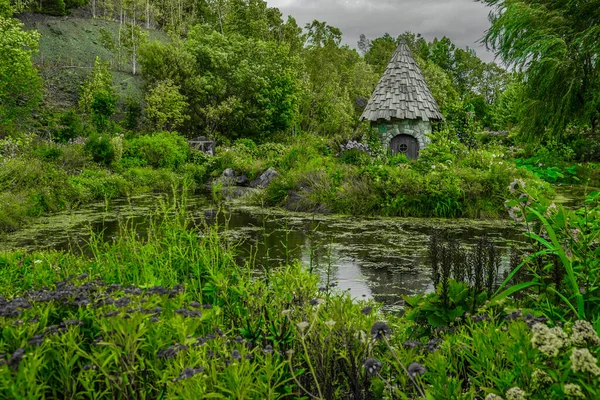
[390,134,419,159]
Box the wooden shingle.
[360,41,444,122]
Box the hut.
[360,41,443,159]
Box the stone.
[250,168,280,189]
[374,119,432,153]
[218,168,248,186]
[222,168,235,178]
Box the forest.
[1,0,600,398]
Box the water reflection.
[1,193,527,311]
[201,206,526,311]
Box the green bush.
[32,141,63,161]
[52,110,87,143]
[91,89,117,132]
[120,167,180,193]
[69,169,132,200]
[0,192,28,232]
[180,163,207,185]
[125,132,189,169]
[234,138,257,150]
[338,149,372,166]
[85,134,116,166]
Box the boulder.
[250,167,280,188]
[218,168,249,186]
[222,168,235,178]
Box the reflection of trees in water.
[219,210,525,308]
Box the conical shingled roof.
[360,42,444,122]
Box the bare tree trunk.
[118,4,123,70]
[92,0,96,18]
[132,10,137,75]
[146,0,150,29]
[177,0,181,32]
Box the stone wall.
[373,119,432,151]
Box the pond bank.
[1,189,526,312]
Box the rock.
[218,169,248,187]
[285,190,305,210]
[222,168,235,179]
[250,168,280,189]
[235,175,249,186]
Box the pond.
[1,189,527,312]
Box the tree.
[479,0,600,135]
[363,33,396,75]
[299,20,375,135]
[91,89,117,131]
[139,26,302,140]
[357,33,371,55]
[0,0,12,17]
[145,79,189,131]
[0,16,42,133]
[80,57,115,116]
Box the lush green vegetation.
[1,196,599,399]
[1,0,600,398]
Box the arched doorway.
[390,134,419,159]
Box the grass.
[1,197,598,399]
[202,133,553,219]
[19,11,169,109]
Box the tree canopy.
[0,15,42,133]
[479,0,600,135]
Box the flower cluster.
[370,321,392,341]
[508,179,526,194]
[569,320,600,347]
[531,323,568,357]
[363,357,382,375]
[570,348,600,376]
[531,369,553,386]
[173,367,204,382]
[339,140,371,155]
[505,386,527,400]
[564,383,585,399]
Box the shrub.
[69,169,132,200]
[85,133,116,166]
[90,89,117,132]
[120,167,179,193]
[145,79,189,131]
[32,141,63,161]
[234,138,257,150]
[125,132,189,169]
[52,110,86,143]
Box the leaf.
[491,281,541,304]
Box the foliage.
[479,0,600,135]
[139,27,301,141]
[0,0,12,17]
[404,232,501,332]
[84,133,116,166]
[79,57,115,116]
[50,110,87,143]
[299,20,378,136]
[0,16,42,133]
[502,189,600,320]
[515,140,580,184]
[90,89,117,132]
[145,79,189,131]
[124,132,189,169]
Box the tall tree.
[0,16,41,133]
[479,0,600,134]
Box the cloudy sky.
[266,0,496,62]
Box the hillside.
[18,9,169,110]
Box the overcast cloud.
[266,0,496,62]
